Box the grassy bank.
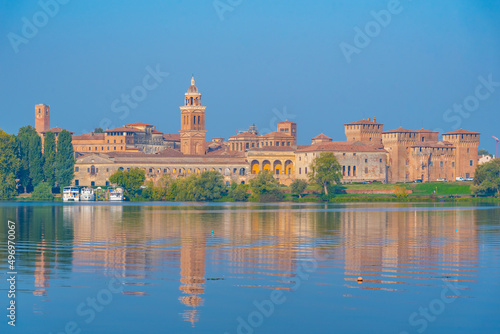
[339,181,473,195]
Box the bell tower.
[35,104,50,134]
[180,77,207,155]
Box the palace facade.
[34,77,480,187]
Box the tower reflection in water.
[13,204,480,326]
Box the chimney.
[373,117,376,122]
[368,117,371,122]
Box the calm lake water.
[1,202,499,334]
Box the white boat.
[109,188,124,201]
[80,187,95,201]
[63,186,80,202]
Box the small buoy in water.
[357,276,363,283]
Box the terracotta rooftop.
[106,148,184,158]
[382,127,415,134]
[72,132,105,140]
[42,127,73,134]
[163,133,180,141]
[411,141,454,148]
[312,133,332,140]
[278,120,295,124]
[155,148,185,157]
[125,122,153,127]
[151,129,163,134]
[104,127,143,133]
[229,132,260,139]
[297,141,386,153]
[442,129,481,135]
[206,148,245,157]
[261,131,294,138]
[247,146,296,152]
[344,119,383,125]
[417,128,438,133]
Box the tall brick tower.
[35,104,50,134]
[442,129,480,179]
[180,77,206,155]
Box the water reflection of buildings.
[66,205,309,326]
[342,208,479,288]
[45,204,481,325]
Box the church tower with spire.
[180,77,207,155]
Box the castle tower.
[277,120,297,139]
[344,117,383,143]
[442,129,480,179]
[35,104,50,134]
[382,128,418,182]
[179,77,207,155]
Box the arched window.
[190,97,193,105]
[198,115,200,124]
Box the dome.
[187,76,198,93]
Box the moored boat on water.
[80,187,95,201]
[63,186,80,202]
[109,188,124,201]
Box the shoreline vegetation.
[8,180,500,204]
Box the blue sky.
[1,0,499,152]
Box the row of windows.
[75,166,110,173]
[76,166,247,176]
[185,97,200,106]
[74,180,110,187]
[414,147,453,153]
[300,153,382,163]
[231,141,292,151]
[183,115,202,125]
[346,124,382,130]
[419,160,473,168]
[147,167,246,176]
[76,146,123,152]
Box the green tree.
[31,182,54,201]
[290,179,308,198]
[16,125,38,192]
[0,129,20,200]
[308,152,342,195]
[55,130,75,187]
[249,170,284,202]
[472,159,500,197]
[227,182,249,201]
[109,168,146,196]
[43,131,57,187]
[28,132,44,186]
[188,171,226,201]
[144,174,175,201]
[94,128,104,133]
[173,175,195,201]
[478,149,493,157]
